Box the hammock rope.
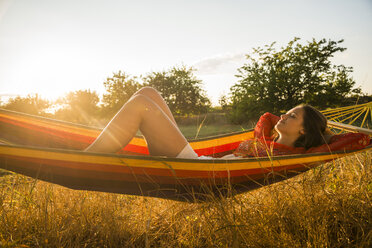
[322,101,372,131]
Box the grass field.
[0,122,371,247]
[139,113,252,139]
[0,153,370,247]
[178,123,249,139]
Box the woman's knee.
[128,94,156,113]
[135,86,161,99]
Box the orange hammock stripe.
[1,143,369,200]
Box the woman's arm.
[254,112,280,139]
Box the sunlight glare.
[11,42,101,102]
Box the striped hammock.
[0,105,371,201]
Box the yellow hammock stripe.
[0,144,366,172]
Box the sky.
[0,0,371,105]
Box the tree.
[144,66,210,115]
[101,71,142,118]
[229,38,361,123]
[2,94,50,116]
[218,94,231,112]
[54,90,100,124]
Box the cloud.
[193,52,246,75]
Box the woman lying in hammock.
[85,87,368,158]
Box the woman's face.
[275,106,305,138]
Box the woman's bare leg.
[85,94,188,157]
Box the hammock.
[0,105,371,201]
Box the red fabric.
[233,112,371,158]
[234,113,305,157]
[306,133,370,153]
[254,112,280,139]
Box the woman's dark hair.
[293,104,328,149]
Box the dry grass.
[0,152,371,247]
